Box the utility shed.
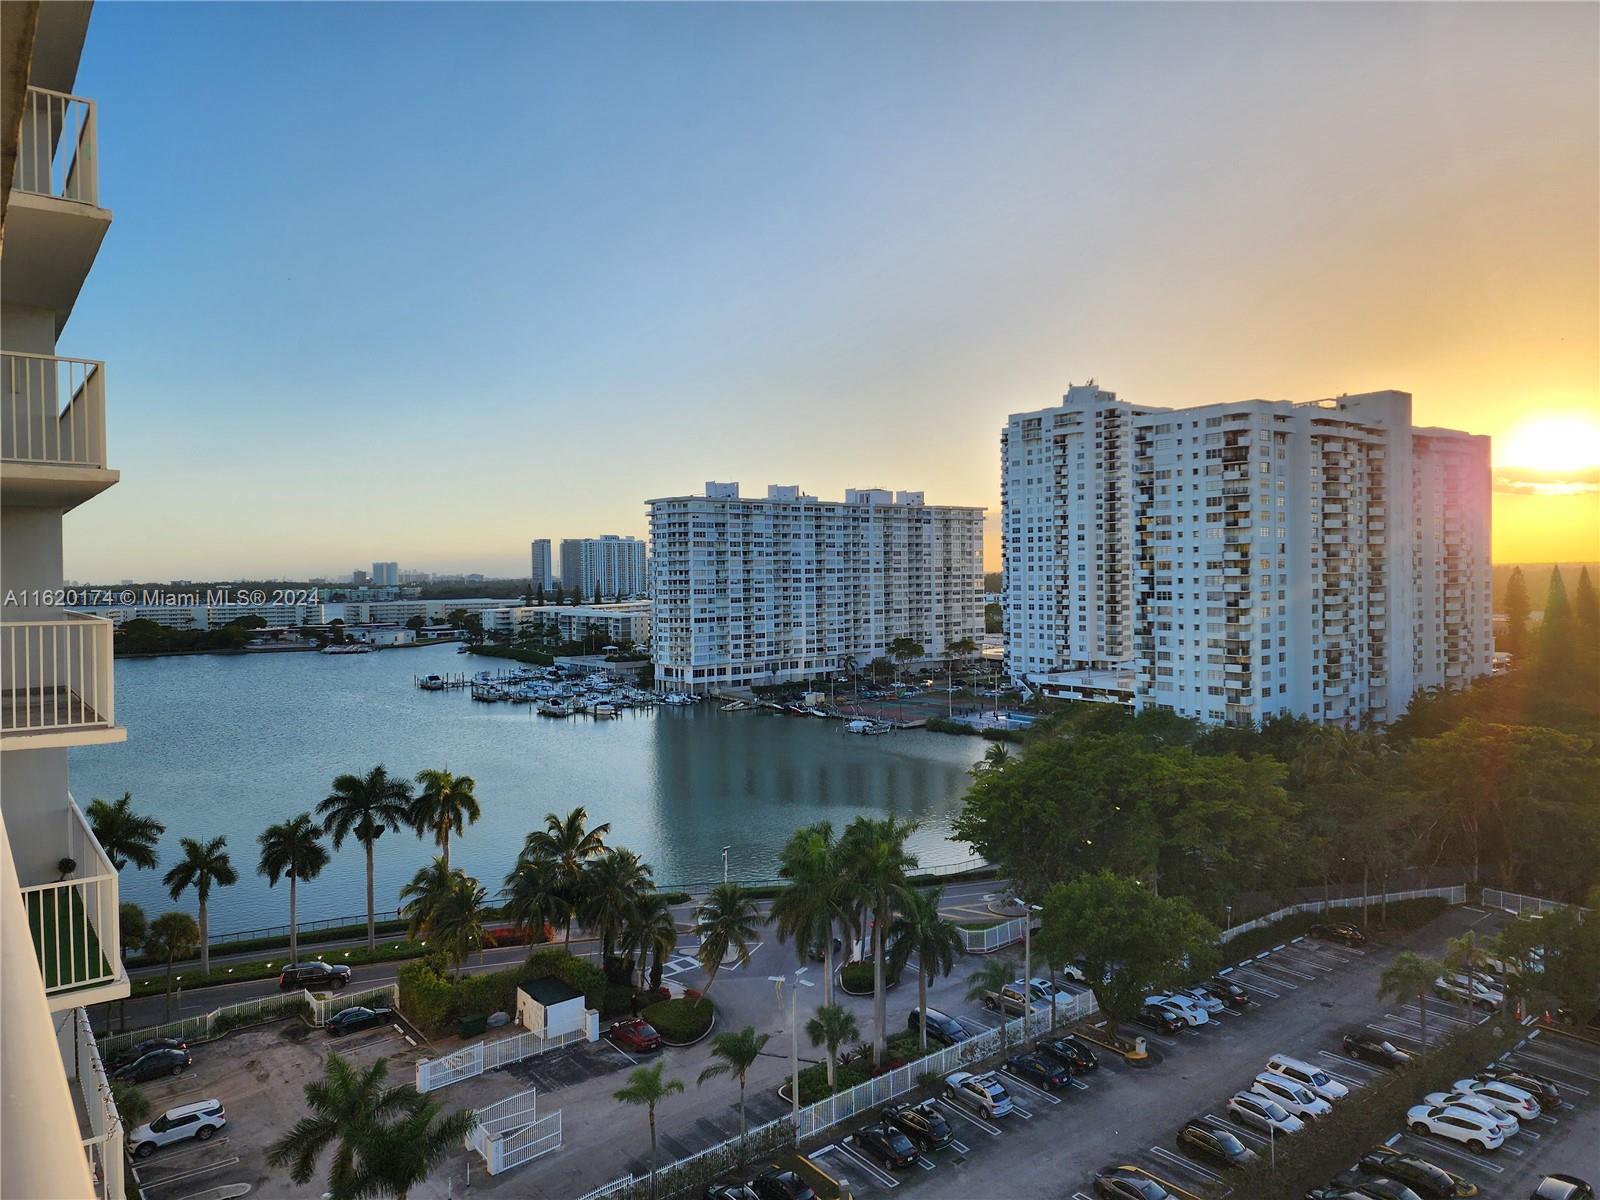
[516,979,585,1037]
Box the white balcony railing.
[1,615,116,740]
[19,800,120,996]
[2,352,107,469]
[69,1008,126,1200]
[16,86,99,206]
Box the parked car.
[881,1099,952,1151]
[1341,1032,1413,1068]
[1434,973,1505,1010]
[1421,1092,1518,1137]
[278,961,352,991]
[111,1047,191,1083]
[1037,1034,1098,1072]
[1309,921,1368,946]
[1133,1003,1187,1034]
[852,1123,918,1169]
[805,936,843,964]
[1533,1178,1594,1200]
[1475,1065,1561,1109]
[109,1038,187,1070]
[606,1018,663,1052]
[1265,1054,1350,1101]
[1174,1121,1259,1171]
[1004,1052,1071,1090]
[1200,976,1252,1008]
[979,982,1037,1017]
[1092,1166,1173,1199]
[1059,959,1090,985]
[704,1186,758,1200]
[749,1169,817,1200]
[908,1007,966,1047]
[1227,1091,1305,1135]
[1177,986,1225,1015]
[943,1071,1013,1118]
[1405,1104,1506,1153]
[127,1100,226,1159]
[1251,1071,1334,1120]
[1304,1188,1371,1200]
[327,1005,395,1037]
[1356,1146,1479,1198]
[1144,993,1208,1026]
[1332,1178,1423,1200]
[1450,1077,1540,1120]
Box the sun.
[1500,416,1600,473]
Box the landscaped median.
[641,994,715,1045]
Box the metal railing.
[2,352,107,469]
[21,800,120,995]
[16,86,99,205]
[98,983,399,1059]
[1217,885,1466,944]
[416,1015,594,1093]
[68,1007,126,1200]
[957,915,1030,954]
[1,614,117,739]
[1482,888,1589,918]
[469,1088,562,1174]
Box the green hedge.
[131,939,423,997]
[796,1060,871,1106]
[839,960,898,994]
[1220,897,1450,966]
[126,919,413,969]
[467,644,556,665]
[397,948,608,1037]
[641,997,713,1043]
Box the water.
[71,644,985,934]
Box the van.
[1265,1054,1349,1101]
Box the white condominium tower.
[1002,385,1491,727]
[648,483,984,692]
[560,534,648,599]
[1,5,133,1196]
[530,537,555,591]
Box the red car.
[607,1018,662,1052]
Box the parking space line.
[1510,1050,1600,1084]
[141,1156,240,1189]
[934,1098,1001,1138]
[1395,1134,1504,1174]
[1250,959,1316,981]
[998,1071,1063,1105]
[601,1038,638,1066]
[1069,1076,1090,1090]
[1147,1145,1223,1183]
[1226,965,1292,992]
[1317,1050,1382,1079]
[837,1140,900,1188]
[1203,1113,1268,1147]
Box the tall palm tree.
[771,823,854,1006]
[86,792,164,872]
[161,836,237,976]
[842,815,918,1065]
[696,1026,771,1161]
[583,848,653,966]
[888,887,964,1052]
[623,890,679,991]
[145,911,199,1022]
[693,882,761,996]
[409,768,480,873]
[979,742,1012,772]
[967,957,1019,1056]
[257,814,330,964]
[945,636,978,717]
[500,854,568,953]
[429,873,489,978]
[523,806,611,949]
[805,1003,860,1093]
[1379,951,1445,1050]
[359,1089,479,1200]
[319,766,415,950]
[613,1062,684,1200]
[399,856,459,941]
[1444,930,1493,1022]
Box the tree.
[523,806,611,949]
[405,614,426,632]
[693,882,760,996]
[888,887,963,1052]
[119,901,148,955]
[1495,896,1600,1027]
[977,742,1011,773]
[358,1089,479,1200]
[111,1080,151,1127]
[945,636,979,716]
[770,823,854,1006]
[145,911,199,1021]
[399,856,459,941]
[500,854,568,953]
[162,835,238,976]
[965,958,1019,1056]
[1443,930,1494,1020]
[696,1026,771,1160]
[613,1062,684,1200]
[534,582,546,607]
[841,815,918,1065]
[409,768,480,873]
[582,848,653,968]
[257,813,330,963]
[1539,565,1575,673]
[86,792,164,872]
[887,637,924,722]
[623,890,679,991]
[429,873,489,978]
[594,582,604,605]
[1576,566,1600,633]
[1034,872,1218,1040]
[1378,951,1444,1049]
[1503,566,1531,659]
[320,766,416,950]
[805,1003,860,1094]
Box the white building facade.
[480,601,651,646]
[1002,386,1492,727]
[648,483,984,692]
[559,534,648,600]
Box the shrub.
[641,997,713,1044]
[839,960,898,993]
[796,1060,871,1105]
[213,994,309,1035]
[1220,897,1450,966]
[601,983,642,1017]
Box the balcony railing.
[1,614,116,740]
[69,1007,126,1199]
[2,353,107,469]
[16,87,99,205]
[20,799,120,996]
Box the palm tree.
[805,1003,860,1093]
[257,814,330,964]
[693,882,761,996]
[429,873,489,978]
[613,1062,685,1200]
[500,854,568,953]
[359,1089,478,1199]
[886,636,924,723]
[696,1026,771,1161]
[771,823,854,1006]
[161,836,237,976]
[522,806,611,949]
[409,768,480,872]
[1444,930,1493,1022]
[888,887,963,1052]
[399,856,459,941]
[842,815,918,1065]
[945,636,978,716]
[623,891,679,991]
[319,766,415,950]
[86,792,164,871]
[145,911,199,1021]
[583,848,653,966]
[1379,951,1445,1049]
[967,957,1019,1056]
[978,742,1011,772]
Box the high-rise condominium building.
[648,483,985,692]
[560,534,648,599]
[1,6,132,1195]
[371,560,399,587]
[530,538,555,591]
[1002,384,1491,727]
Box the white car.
[943,1071,1013,1118]
[1251,1072,1333,1120]
[1144,993,1208,1026]
[1227,1091,1305,1135]
[128,1100,227,1159]
[1422,1092,1519,1137]
[1059,960,1089,985]
[1452,1077,1541,1120]
[1434,972,1505,1010]
[1406,1103,1506,1152]
[1265,1055,1350,1102]
[1178,986,1225,1015]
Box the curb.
[652,1001,718,1048]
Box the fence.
[576,989,1099,1200]
[1481,888,1589,918]
[1217,885,1466,944]
[957,915,1030,954]
[16,86,99,205]
[468,1088,563,1174]
[207,909,406,948]
[65,1007,124,1200]
[415,1015,595,1093]
[99,983,398,1059]
[1,614,117,739]
[1,352,108,470]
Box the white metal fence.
[2,352,108,469]
[468,1088,562,1174]
[65,1007,125,1200]
[1481,888,1589,918]
[957,915,1030,954]
[415,1015,595,1093]
[99,983,398,1059]
[16,86,99,205]
[1217,885,1466,944]
[1,613,117,738]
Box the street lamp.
[722,846,731,884]
[769,968,814,1125]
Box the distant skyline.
[61,2,1597,578]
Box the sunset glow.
[1500,417,1600,474]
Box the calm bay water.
[71,644,984,934]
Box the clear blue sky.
[63,2,1598,579]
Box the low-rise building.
[480,601,651,646]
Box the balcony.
[1,88,111,330]
[1,353,116,508]
[18,799,124,1008]
[0,615,123,750]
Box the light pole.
[1021,902,1042,1040]
[769,968,814,1126]
[722,846,730,884]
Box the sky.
[60,2,1598,579]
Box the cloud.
[1493,466,1600,496]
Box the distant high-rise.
[559,535,647,600]
[371,561,399,587]
[530,539,555,591]
[352,568,371,586]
